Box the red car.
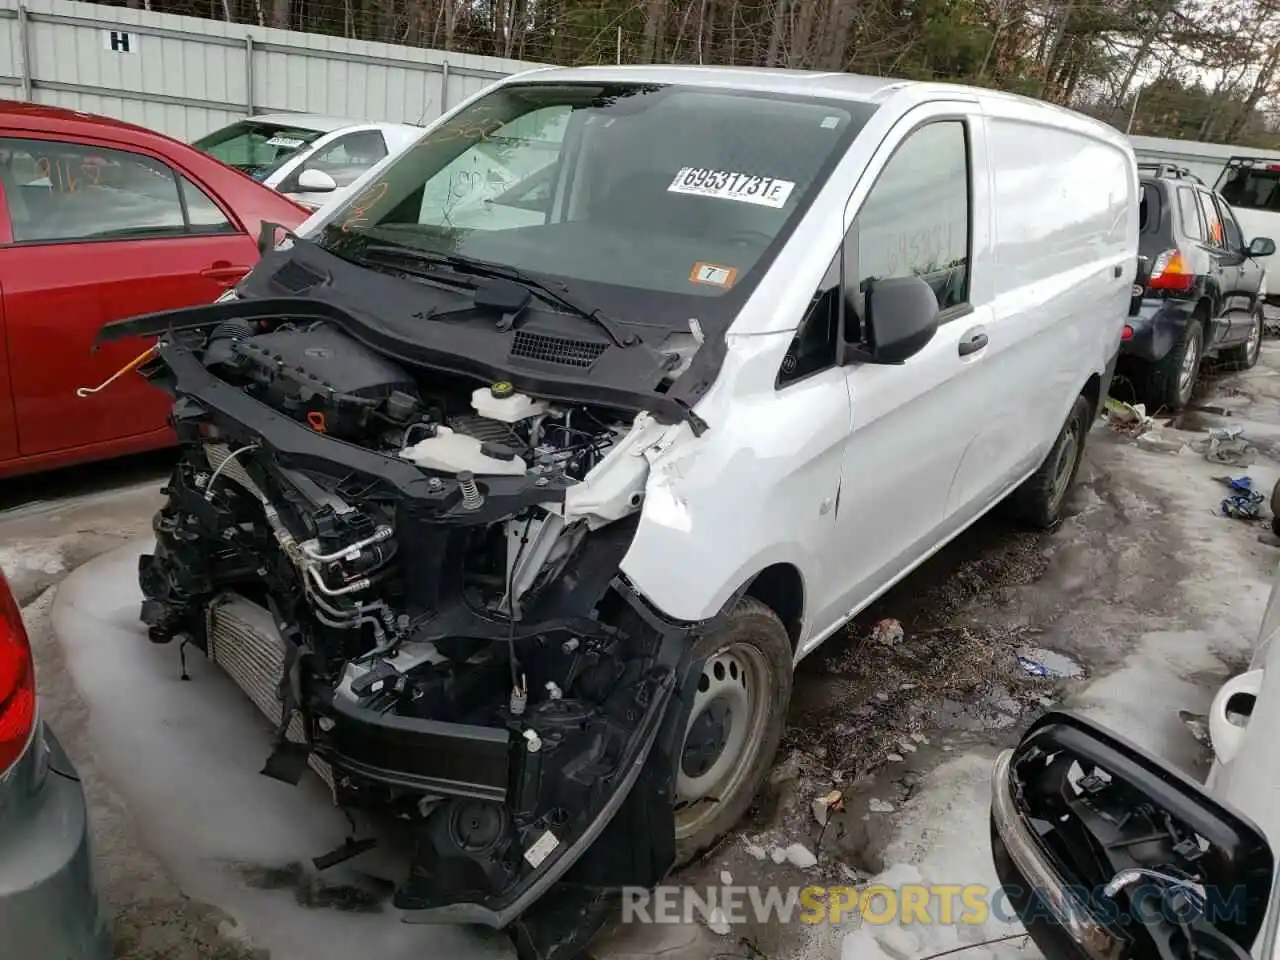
[0,101,309,479]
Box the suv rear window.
[1139,182,1161,233]
[1217,162,1280,212]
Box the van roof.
[503,64,1126,144]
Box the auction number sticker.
[265,136,305,149]
[668,167,795,208]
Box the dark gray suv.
[1121,163,1275,411]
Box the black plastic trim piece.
[401,668,675,929]
[323,695,510,802]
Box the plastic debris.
[812,789,845,826]
[719,870,734,885]
[871,617,905,647]
[743,841,767,861]
[1216,475,1265,520]
[1016,646,1085,679]
[706,906,731,935]
[769,846,788,864]
[1104,398,1153,435]
[1135,431,1187,455]
[1194,427,1255,466]
[885,752,904,762]
[784,843,818,868]
[1178,709,1211,748]
[868,798,895,813]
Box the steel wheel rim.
[1178,330,1201,400]
[673,643,771,840]
[1049,418,1080,510]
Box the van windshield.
[316,82,875,322]
[1216,160,1280,213]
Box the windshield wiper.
[359,243,639,348]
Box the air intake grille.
[205,593,336,797]
[511,330,606,368]
[270,260,325,294]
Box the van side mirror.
[840,276,939,365]
[297,168,338,193]
[991,710,1272,960]
[1248,236,1276,258]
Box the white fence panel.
[0,0,542,141]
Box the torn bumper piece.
[323,696,511,803]
[395,667,675,929]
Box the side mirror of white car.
[991,710,1272,960]
[297,168,338,193]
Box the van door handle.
[958,328,989,357]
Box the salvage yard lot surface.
[4,349,1279,960]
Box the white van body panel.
[616,79,1137,655]
[291,67,1138,660]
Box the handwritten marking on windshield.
[341,180,389,232]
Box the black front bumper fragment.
[323,695,511,802]
[400,666,675,930]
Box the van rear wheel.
[672,596,792,867]
[1008,394,1091,529]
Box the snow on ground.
[4,349,1279,960]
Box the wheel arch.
[740,563,805,651]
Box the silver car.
[0,568,108,959]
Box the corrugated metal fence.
[0,0,542,140]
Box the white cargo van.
[107,66,1138,953]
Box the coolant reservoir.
[472,383,548,423]
[400,427,527,476]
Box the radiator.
[204,592,336,798]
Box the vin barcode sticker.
[524,829,560,868]
[667,168,796,208]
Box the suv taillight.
[1148,249,1195,293]
[0,572,34,776]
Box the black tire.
[1133,318,1203,412]
[1007,394,1091,529]
[671,596,792,867]
[1222,308,1263,370]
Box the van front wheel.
[672,596,792,867]
[1008,394,1092,529]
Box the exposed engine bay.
[120,296,709,957]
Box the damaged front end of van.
[102,280,720,956]
[97,69,882,957]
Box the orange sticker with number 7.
[689,262,737,289]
